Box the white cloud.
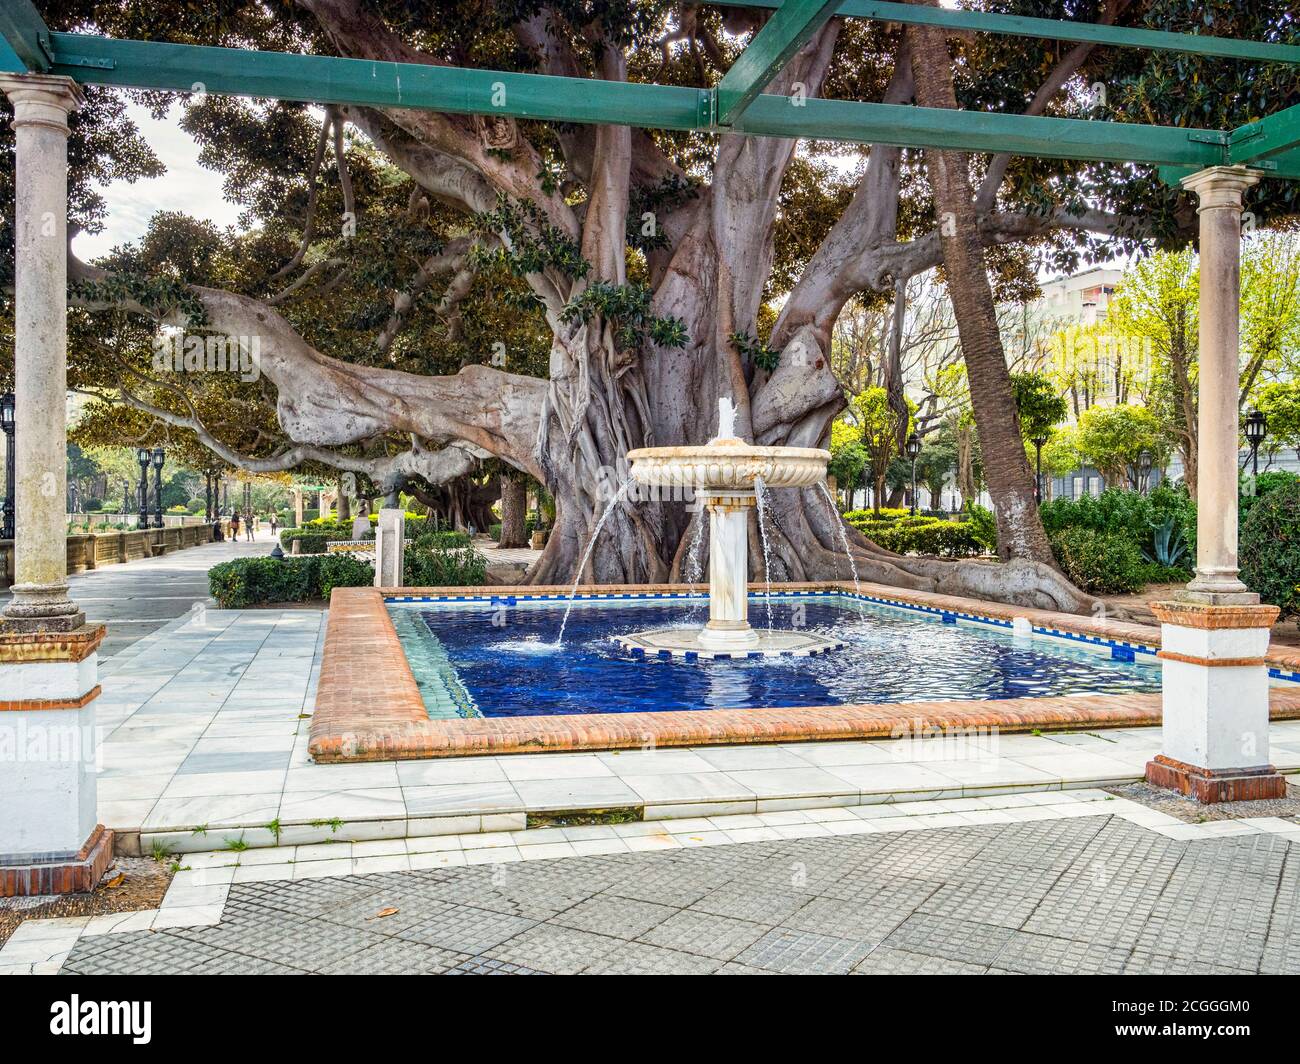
[72,101,244,261]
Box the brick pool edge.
[309,583,1300,762]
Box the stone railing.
[0,521,230,588]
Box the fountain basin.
[626,441,830,491]
[612,626,845,660]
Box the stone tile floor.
[92,605,1300,853]
[9,793,1300,974]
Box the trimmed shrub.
[316,554,374,598]
[1241,478,1300,619]
[1048,527,1146,595]
[209,556,318,608]
[846,513,987,558]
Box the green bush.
[278,523,363,553]
[405,544,486,586]
[489,522,502,541]
[316,554,374,598]
[1048,527,1146,595]
[963,504,998,552]
[1040,486,1196,578]
[409,529,472,550]
[1240,469,1298,524]
[1241,478,1300,619]
[83,498,103,512]
[846,513,987,558]
[209,557,318,608]
[842,507,912,525]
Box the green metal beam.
[735,95,1224,168]
[1229,105,1300,166]
[716,0,841,124]
[709,0,1300,65]
[0,0,53,72]
[44,32,1234,168]
[47,33,712,130]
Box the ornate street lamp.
[151,446,165,529]
[906,432,922,515]
[1136,448,1153,495]
[1,392,15,540]
[1244,408,1267,479]
[1031,434,1049,505]
[121,478,131,517]
[135,447,150,529]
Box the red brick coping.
[309,584,1300,762]
[0,824,114,898]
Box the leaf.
[375,907,399,918]
[105,872,126,889]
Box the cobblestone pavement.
[0,538,274,657]
[59,813,1300,974]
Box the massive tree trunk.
[75,4,1152,614]
[498,470,528,548]
[908,16,1057,567]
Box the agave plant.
[1142,516,1188,568]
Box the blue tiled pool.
[389,593,1163,719]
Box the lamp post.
[0,392,14,540]
[121,478,130,518]
[905,432,921,515]
[135,447,150,529]
[1244,408,1267,479]
[1031,435,1048,505]
[151,446,165,528]
[1136,448,1153,495]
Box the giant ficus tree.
[7,0,1300,610]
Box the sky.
[71,102,244,261]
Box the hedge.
[845,513,987,558]
[208,543,486,607]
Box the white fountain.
[615,398,844,660]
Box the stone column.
[698,490,759,652]
[1146,165,1284,803]
[0,75,112,896]
[1181,165,1259,604]
[292,487,304,526]
[2,75,84,632]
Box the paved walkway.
[7,795,1299,973]
[0,537,275,657]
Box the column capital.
[1179,165,1262,210]
[0,73,84,134]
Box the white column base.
[1148,600,1284,803]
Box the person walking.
[269,513,279,536]
[229,510,241,542]
[244,511,255,541]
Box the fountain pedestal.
[611,419,845,661]
[698,490,760,652]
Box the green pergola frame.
[1,0,1297,184]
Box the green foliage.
[404,544,487,587]
[1072,405,1168,487]
[1010,371,1068,441]
[68,273,208,326]
[1048,527,1147,595]
[845,512,987,558]
[1040,486,1196,569]
[208,556,318,608]
[1142,516,1188,569]
[1241,469,1298,523]
[1255,382,1300,455]
[729,330,780,373]
[561,282,687,350]
[963,504,998,553]
[278,525,357,553]
[1240,478,1300,619]
[471,194,588,280]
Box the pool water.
[390,594,1162,719]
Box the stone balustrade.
[0,521,230,588]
